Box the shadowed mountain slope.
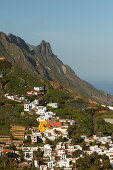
[0,32,113,104]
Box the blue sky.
[0,0,113,93]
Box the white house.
[32,99,39,106]
[0,151,2,157]
[58,159,71,168]
[34,87,44,91]
[44,144,52,150]
[44,149,52,157]
[83,150,93,155]
[40,165,47,170]
[22,146,38,152]
[47,103,59,109]
[61,154,67,160]
[0,74,3,78]
[6,95,17,100]
[24,151,33,161]
[67,144,76,152]
[24,103,32,111]
[44,128,58,141]
[37,116,46,122]
[19,96,25,101]
[48,161,56,168]
[56,142,66,150]
[44,144,52,157]
[36,106,47,114]
[31,133,42,143]
[57,148,65,156]
[34,160,39,168]
[74,145,82,151]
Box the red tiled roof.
[56,131,61,134]
[89,105,96,107]
[58,148,65,150]
[4,149,12,153]
[94,110,108,114]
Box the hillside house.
[44,144,52,157]
[44,148,52,157]
[58,159,71,168]
[56,142,66,150]
[0,74,3,78]
[6,95,16,100]
[0,151,2,158]
[26,91,39,95]
[47,102,59,109]
[19,96,25,100]
[40,165,47,170]
[44,129,58,140]
[24,152,33,161]
[37,116,46,122]
[48,161,56,168]
[34,160,39,168]
[83,150,93,155]
[31,132,42,143]
[24,103,32,111]
[67,144,76,152]
[34,87,44,91]
[36,106,47,114]
[57,148,66,156]
[22,146,38,152]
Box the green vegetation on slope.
[0,60,43,95]
[0,104,38,135]
[42,83,71,103]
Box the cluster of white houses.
[23,103,113,169]
[3,87,113,169]
[19,134,113,169]
[23,96,113,169]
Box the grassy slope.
[0,60,43,95]
[0,60,113,137]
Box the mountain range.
[0,32,113,104]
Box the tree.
[76,152,101,169]
[72,150,82,158]
[81,142,89,150]
[72,134,83,145]
[101,154,111,169]
[33,149,44,166]
[7,144,16,150]
[19,150,24,161]
[103,159,111,169]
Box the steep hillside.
[0,59,43,95]
[0,32,113,104]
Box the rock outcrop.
[0,32,113,104]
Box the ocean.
[90,81,113,95]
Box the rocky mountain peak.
[7,33,30,52]
[35,40,53,57]
[41,40,46,45]
[1,31,113,105]
[0,32,8,41]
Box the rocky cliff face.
[35,40,53,57]
[0,32,113,104]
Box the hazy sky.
[0,0,113,93]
